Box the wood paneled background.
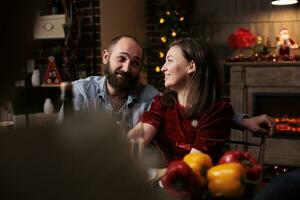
[191,0,300,61]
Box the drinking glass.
[127,123,145,160]
[0,101,15,131]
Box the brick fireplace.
[226,61,300,167]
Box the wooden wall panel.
[191,0,300,53]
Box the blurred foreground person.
[0,1,166,200]
[0,113,165,200]
[253,168,300,200]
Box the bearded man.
[58,35,159,133]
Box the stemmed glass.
[0,101,15,131]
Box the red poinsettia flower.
[227,28,256,49]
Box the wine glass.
[0,101,15,131]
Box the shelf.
[34,14,66,39]
[13,86,61,115]
[41,84,61,88]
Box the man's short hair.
[107,35,144,60]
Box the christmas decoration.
[226,28,300,62]
[227,28,256,49]
[43,56,63,86]
[276,28,299,57]
[252,36,271,56]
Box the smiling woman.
[128,37,234,164]
[162,45,192,93]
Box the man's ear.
[102,49,110,64]
[188,61,196,74]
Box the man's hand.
[241,114,276,136]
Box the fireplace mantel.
[226,61,300,167]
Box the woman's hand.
[127,122,157,145]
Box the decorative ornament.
[252,36,270,56]
[43,56,63,86]
[227,28,256,49]
[276,28,299,57]
[191,119,198,128]
[31,69,40,87]
[43,98,54,114]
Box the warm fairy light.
[159,18,165,24]
[166,11,171,15]
[160,36,167,43]
[155,66,161,72]
[272,54,277,62]
[171,31,177,37]
[179,16,184,21]
[159,52,165,58]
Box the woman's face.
[161,46,191,92]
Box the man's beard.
[104,64,139,92]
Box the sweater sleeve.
[140,95,164,132]
[192,101,234,162]
[232,112,249,130]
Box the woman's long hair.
[161,37,224,119]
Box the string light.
[171,30,177,37]
[155,66,161,72]
[159,18,165,24]
[166,11,171,15]
[272,54,277,62]
[179,16,184,21]
[159,52,165,58]
[160,36,167,43]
